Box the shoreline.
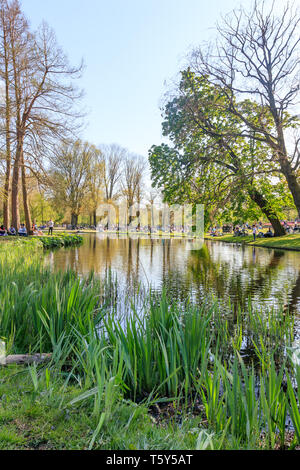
[2,230,300,252]
[52,229,300,252]
[204,233,300,252]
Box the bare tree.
[145,188,161,231]
[50,140,95,227]
[7,0,34,230]
[86,147,104,226]
[0,0,84,231]
[0,0,13,227]
[190,0,300,215]
[0,0,29,228]
[121,154,146,226]
[100,144,126,202]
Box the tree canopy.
[149,71,294,235]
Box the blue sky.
[21,0,283,159]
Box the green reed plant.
[38,234,83,249]
[67,343,127,450]
[247,304,294,346]
[286,364,300,446]
[259,359,287,449]
[0,242,104,353]
[197,362,228,433]
[220,357,260,446]
[103,295,213,399]
[191,352,294,449]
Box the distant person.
[252,224,257,241]
[48,219,54,235]
[0,225,7,236]
[31,222,37,235]
[234,226,241,236]
[264,228,273,238]
[18,224,27,237]
[32,223,43,236]
[8,226,16,236]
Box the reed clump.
[0,240,299,450]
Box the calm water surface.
[46,233,300,318]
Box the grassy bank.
[205,233,300,251]
[38,233,83,249]
[0,239,300,450]
[0,365,205,450]
[0,233,83,249]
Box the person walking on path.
[48,220,54,236]
[252,224,257,241]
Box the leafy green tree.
[149,72,289,236]
[190,0,300,216]
[49,140,97,227]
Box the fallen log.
[2,354,52,366]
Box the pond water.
[46,233,300,319]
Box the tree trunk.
[3,162,11,229]
[147,205,152,233]
[71,213,78,227]
[21,152,32,233]
[11,160,20,230]
[11,131,24,230]
[279,157,300,219]
[0,0,11,229]
[4,354,52,366]
[2,27,11,229]
[248,188,285,237]
[272,115,300,218]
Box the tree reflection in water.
[47,234,300,319]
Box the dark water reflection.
[46,233,300,319]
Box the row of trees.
[0,138,149,228]
[149,0,300,236]
[0,0,83,231]
[49,141,147,227]
[2,0,298,234]
[0,0,149,230]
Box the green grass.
[205,233,300,251]
[0,239,101,354]
[0,365,207,450]
[38,233,83,249]
[1,356,299,450]
[0,233,83,249]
